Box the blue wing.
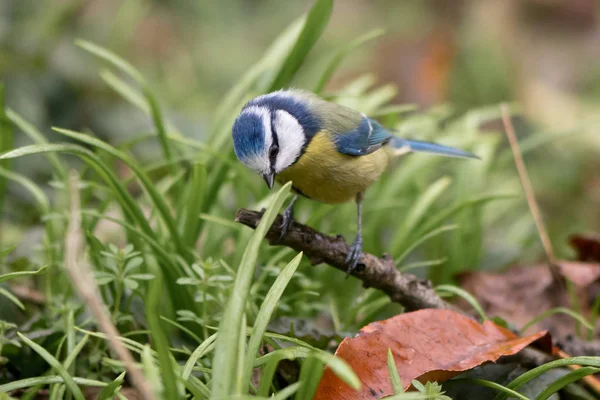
[333,117,392,156]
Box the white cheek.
[274,110,305,172]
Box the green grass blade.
[519,307,594,336]
[272,381,302,400]
[52,128,184,256]
[267,0,333,91]
[242,252,303,391]
[295,356,324,400]
[5,109,68,179]
[390,176,451,252]
[75,39,145,84]
[388,348,404,394]
[146,263,179,400]
[143,87,176,173]
[76,40,175,171]
[17,333,85,400]
[210,182,291,398]
[0,376,108,392]
[182,331,217,380]
[534,367,600,400]
[494,357,600,400]
[0,287,25,310]
[435,284,488,321]
[315,28,384,94]
[415,194,514,239]
[310,350,360,390]
[97,372,126,400]
[0,84,12,221]
[446,378,528,400]
[180,163,207,248]
[160,316,203,344]
[63,334,88,369]
[0,265,47,284]
[395,224,458,264]
[0,143,151,234]
[0,244,16,259]
[100,69,149,113]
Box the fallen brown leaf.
[570,233,600,262]
[459,261,600,339]
[314,309,551,400]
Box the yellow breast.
[276,131,392,204]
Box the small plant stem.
[112,282,123,318]
[500,104,556,264]
[201,274,209,340]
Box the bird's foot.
[344,237,363,276]
[277,206,294,242]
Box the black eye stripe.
[269,112,280,166]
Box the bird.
[231,89,478,274]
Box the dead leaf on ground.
[458,234,600,340]
[570,233,600,262]
[314,309,551,400]
[458,262,600,339]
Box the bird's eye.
[269,145,279,160]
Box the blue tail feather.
[391,137,479,159]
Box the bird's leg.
[345,192,364,275]
[278,195,298,242]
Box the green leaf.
[534,367,600,400]
[447,378,529,400]
[141,345,162,398]
[272,382,302,400]
[435,284,488,321]
[519,307,594,337]
[100,69,149,113]
[5,109,68,179]
[294,356,325,400]
[211,183,291,398]
[0,84,12,220]
[146,263,180,400]
[180,163,207,248]
[0,244,16,259]
[97,372,126,400]
[315,28,385,94]
[242,252,303,391]
[390,176,452,252]
[17,333,85,400]
[52,128,183,256]
[415,193,514,239]
[267,0,334,91]
[76,40,176,176]
[0,376,107,393]
[388,348,404,394]
[182,333,217,380]
[0,287,25,310]
[494,357,600,400]
[75,39,145,84]
[0,265,47,284]
[395,224,458,264]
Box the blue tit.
[232,89,478,273]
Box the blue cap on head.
[232,112,267,165]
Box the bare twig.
[236,209,451,311]
[500,104,556,264]
[235,208,554,366]
[66,171,155,400]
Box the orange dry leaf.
[314,309,551,400]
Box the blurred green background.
[1,0,599,262]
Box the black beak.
[262,172,275,189]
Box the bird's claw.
[344,237,363,276]
[277,207,294,242]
